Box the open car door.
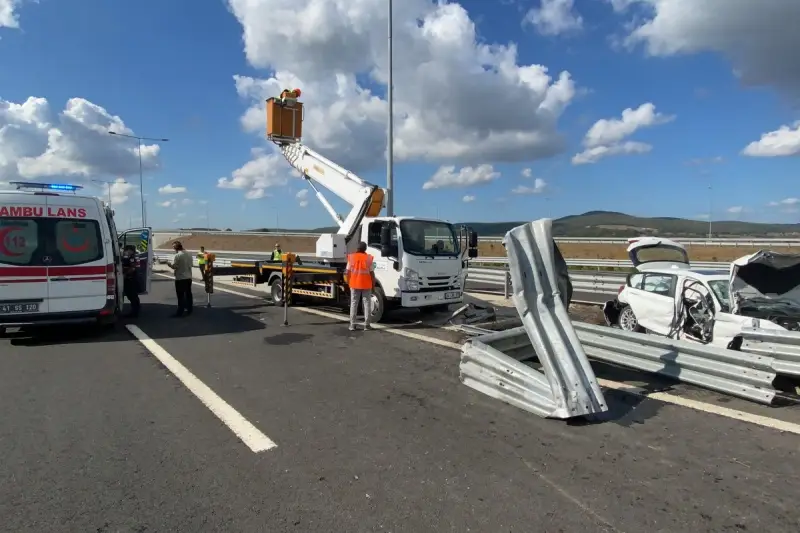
[627,237,689,271]
[118,227,153,295]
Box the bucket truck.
[217,92,479,323]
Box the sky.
[0,0,799,231]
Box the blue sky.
[1,0,798,230]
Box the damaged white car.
[602,237,800,349]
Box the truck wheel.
[369,286,386,323]
[270,278,284,306]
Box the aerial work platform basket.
[266,89,304,144]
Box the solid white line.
[156,272,800,436]
[126,324,277,453]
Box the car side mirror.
[468,248,478,259]
[468,230,478,248]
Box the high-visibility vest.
[272,250,282,261]
[197,252,206,266]
[346,252,374,290]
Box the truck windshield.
[400,220,459,257]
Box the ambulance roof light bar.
[9,181,84,192]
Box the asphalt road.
[2,276,800,532]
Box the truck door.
[118,227,153,294]
[0,211,49,316]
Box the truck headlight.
[407,280,420,291]
[404,268,419,281]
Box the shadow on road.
[5,299,270,347]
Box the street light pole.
[92,179,113,206]
[108,131,169,227]
[386,0,394,217]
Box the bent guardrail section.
[572,322,778,404]
[460,219,608,419]
[739,329,800,378]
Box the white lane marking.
[156,272,800,436]
[126,324,277,453]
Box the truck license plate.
[445,292,460,299]
[0,303,39,314]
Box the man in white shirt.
[167,240,194,317]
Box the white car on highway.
[602,237,800,348]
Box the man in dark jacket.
[122,245,141,317]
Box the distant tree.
[225,228,233,231]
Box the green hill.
[242,211,800,238]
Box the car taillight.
[618,284,625,294]
[106,263,116,295]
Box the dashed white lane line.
[155,272,800,436]
[126,324,277,453]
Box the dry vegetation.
[164,234,796,262]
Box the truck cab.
[356,216,477,317]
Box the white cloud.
[108,178,136,205]
[159,200,175,208]
[244,188,268,200]
[423,164,499,190]
[524,0,583,36]
[512,178,547,195]
[217,149,290,198]
[158,184,187,194]
[742,122,800,157]
[226,0,576,181]
[726,206,745,214]
[0,96,161,182]
[613,1,800,99]
[181,198,194,205]
[462,194,476,203]
[572,103,673,164]
[0,0,24,29]
[296,189,310,207]
[768,198,799,208]
[521,167,532,178]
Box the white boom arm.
[279,142,383,241]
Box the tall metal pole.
[107,131,169,227]
[386,0,394,217]
[138,138,145,226]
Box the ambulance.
[0,182,153,334]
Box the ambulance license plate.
[0,303,39,314]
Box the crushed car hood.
[730,251,800,316]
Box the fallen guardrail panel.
[460,219,608,420]
[740,329,800,378]
[573,322,778,404]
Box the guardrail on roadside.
[152,230,800,247]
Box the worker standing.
[167,240,194,317]
[197,246,207,279]
[272,243,282,261]
[121,245,140,317]
[345,241,376,331]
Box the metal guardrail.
[460,219,607,420]
[475,257,729,269]
[740,329,800,378]
[152,230,800,247]
[572,322,778,404]
[468,267,623,297]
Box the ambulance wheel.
[270,278,284,306]
[369,286,385,324]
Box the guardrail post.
[504,270,510,299]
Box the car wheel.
[618,305,640,332]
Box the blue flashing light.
[10,181,84,192]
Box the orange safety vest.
[346,252,374,290]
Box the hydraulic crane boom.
[278,142,385,243]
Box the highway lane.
[2,279,800,531]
